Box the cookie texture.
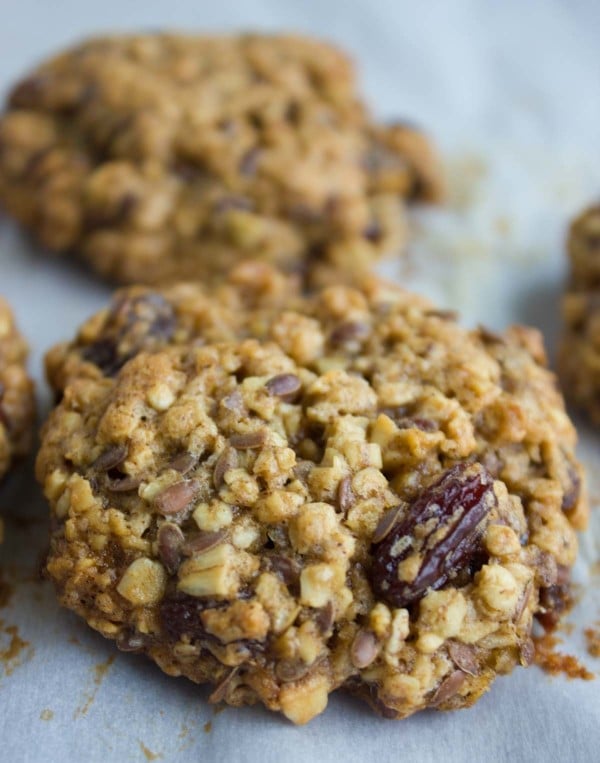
[0,297,34,480]
[559,204,600,422]
[0,33,442,287]
[38,263,587,723]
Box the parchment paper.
[0,2,599,761]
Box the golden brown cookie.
[559,204,600,422]
[0,297,34,481]
[38,263,586,723]
[0,33,443,287]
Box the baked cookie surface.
[38,264,586,723]
[559,204,600,422]
[0,297,34,481]
[0,33,442,286]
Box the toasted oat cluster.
[0,297,34,481]
[37,264,587,723]
[559,204,600,422]
[0,33,442,287]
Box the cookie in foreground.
[0,32,442,287]
[559,203,600,422]
[38,263,587,723]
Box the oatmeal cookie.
[559,204,600,423]
[0,297,34,481]
[0,33,442,287]
[38,264,586,724]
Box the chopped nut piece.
[177,544,240,598]
[475,564,521,618]
[201,600,270,643]
[279,674,329,725]
[300,563,345,608]
[117,558,166,606]
[192,501,233,532]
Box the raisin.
[82,293,176,376]
[160,594,212,641]
[536,582,573,631]
[370,463,495,608]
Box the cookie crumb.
[139,742,162,761]
[584,624,600,658]
[0,621,33,677]
[533,631,595,680]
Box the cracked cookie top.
[38,265,587,723]
[0,297,34,481]
[0,33,443,287]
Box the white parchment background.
[0,1,599,761]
